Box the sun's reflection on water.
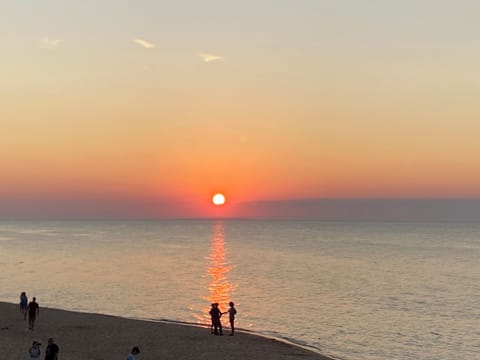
[196,222,235,324]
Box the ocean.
[0,220,479,360]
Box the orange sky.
[1,1,480,218]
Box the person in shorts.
[20,291,28,320]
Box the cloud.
[38,36,63,49]
[133,38,156,49]
[199,53,224,63]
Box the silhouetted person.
[209,303,215,333]
[27,297,39,330]
[20,291,28,320]
[127,346,140,360]
[223,301,237,336]
[209,303,223,335]
[45,337,59,360]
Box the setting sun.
[212,193,226,206]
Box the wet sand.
[0,301,333,359]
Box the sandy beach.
[0,301,332,360]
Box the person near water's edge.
[209,303,223,335]
[223,301,237,336]
[20,292,28,320]
[27,297,40,330]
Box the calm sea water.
[0,220,479,360]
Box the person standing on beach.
[45,337,59,360]
[209,303,223,336]
[223,301,237,336]
[209,303,215,333]
[20,291,28,320]
[29,340,41,360]
[127,346,140,360]
[27,297,40,330]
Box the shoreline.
[136,317,326,356]
[0,301,334,360]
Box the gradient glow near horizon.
[1,1,480,218]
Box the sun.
[212,193,226,206]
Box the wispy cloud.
[38,36,63,49]
[199,53,224,63]
[133,38,156,49]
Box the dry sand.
[0,301,333,360]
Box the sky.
[1,1,480,219]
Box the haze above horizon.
[1,1,479,220]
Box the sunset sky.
[1,1,479,219]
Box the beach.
[0,301,331,360]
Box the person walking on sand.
[209,303,223,336]
[45,337,59,360]
[27,297,40,330]
[127,346,140,360]
[20,291,28,320]
[223,301,237,336]
[29,340,41,360]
